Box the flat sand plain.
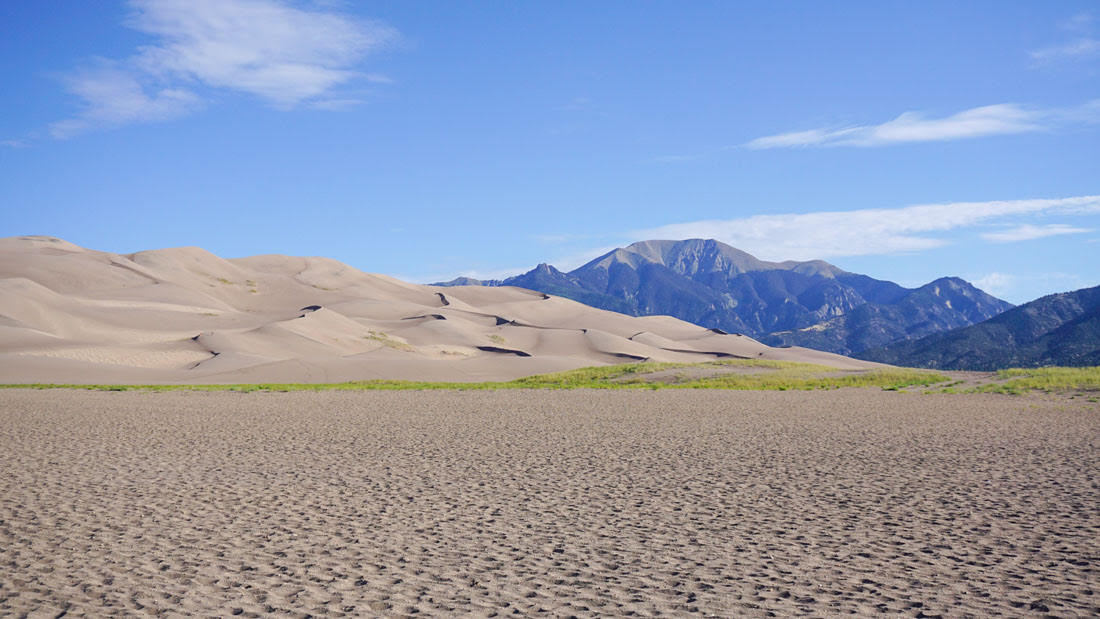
[1,389,1097,617]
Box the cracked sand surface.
[1,389,1097,616]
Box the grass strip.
[968,367,1100,395]
[0,359,951,393]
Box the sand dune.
[0,236,880,383]
[1,389,1096,616]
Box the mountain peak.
[432,238,1012,356]
[928,276,968,287]
[578,238,845,278]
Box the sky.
[1,1,1098,305]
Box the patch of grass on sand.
[1,359,950,393]
[363,330,414,352]
[506,359,886,390]
[970,367,1100,395]
[682,367,947,392]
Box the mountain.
[0,236,878,385]
[856,285,1100,370]
[434,239,1012,355]
[762,277,1014,355]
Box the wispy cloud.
[50,62,203,138]
[746,103,1048,149]
[404,197,1100,288]
[550,245,621,271]
[1,139,30,148]
[396,265,534,285]
[632,195,1100,261]
[980,223,1093,243]
[1063,12,1095,32]
[972,272,1015,298]
[52,0,397,137]
[970,271,1089,304]
[1030,38,1100,64]
[416,244,620,284]
[1030,12,1100,66]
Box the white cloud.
[551,245,621,271]
[396,265,534,285]
[970,271,1090,304]
[128,0,394,106]
[309,98,367,111]
[411,245,621,284]
[1031,12,1100,66]
[1030,38,1100,63]
[1062,12,1095,32]
[52,0,396,137]
[1,139,30,148]
[50,62,202,138]
[1055,98,1100,125]
[972,272,1015,297]
[632,195,1100,261]
[449,266,532,282]
[980,223,1093,243]
[746,104,1042,149]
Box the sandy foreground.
[1,389,1097,617]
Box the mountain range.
[857,285,1100,370]
[435,239,1013,356]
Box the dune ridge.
[0,236,878,384]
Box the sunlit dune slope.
[0,236,880,383]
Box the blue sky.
[2,1,1098,304]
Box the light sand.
[1,389,1096,616]
[0,236,878,384]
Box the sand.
[1,389,1096,617]
[0,236,878,384]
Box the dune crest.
[0,237,878,383]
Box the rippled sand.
[1,389,1097,616]
[1,235,878,386]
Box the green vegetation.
[970,366,1100,395]
[8,364,1098,396]
[0,359,950,393]
[488,334,507,344]
[363,330,414,352]
[687,367,947,391]
[500,359,944,392]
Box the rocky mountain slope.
[856,285,1100,370]
[436,239,1012,355]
